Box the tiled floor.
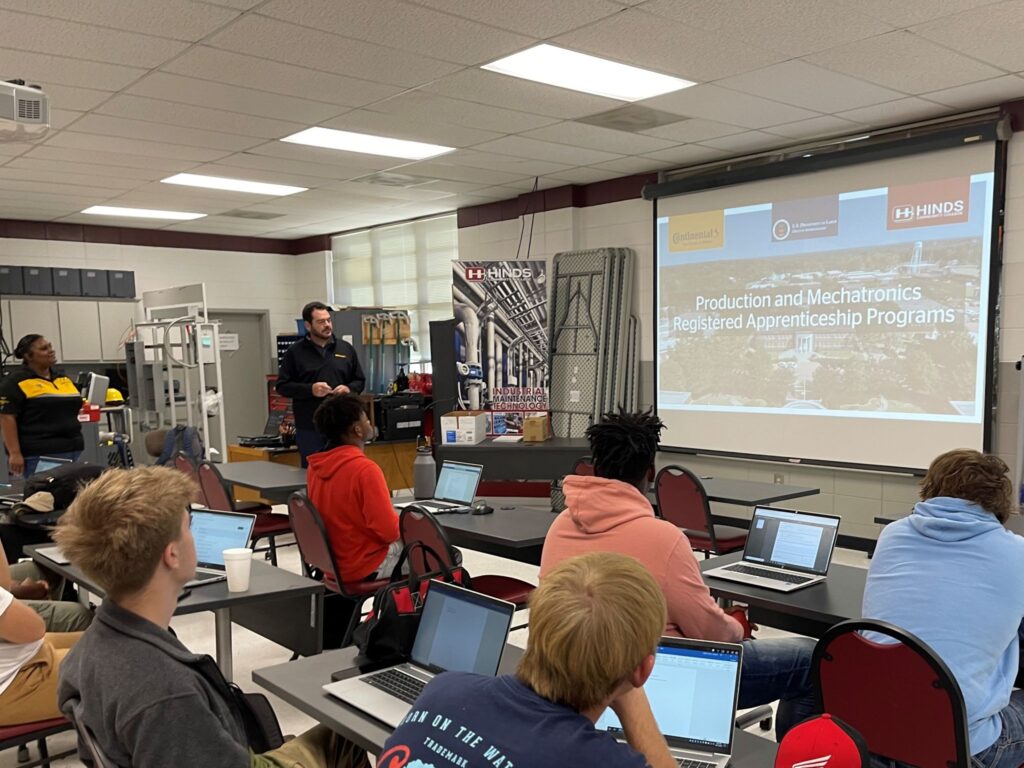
[7,542,870,767]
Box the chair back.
[174,452,206,505]
[572,457,595,476]
[655,465,713,535]
[399,505,457,575]
[813,619,969,768]
[286,492,343,592]
[197,461,234,512]
[68,704,115,768]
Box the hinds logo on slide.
[887,177,970,230]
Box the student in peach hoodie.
[540,410,816,739]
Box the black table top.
[438,437,590,453]
[438,504,554,549]
[217,461,308,493]
[701,551,865,631]
[700,477,819,507]
[27,545,323,614]
[253,647,777,765]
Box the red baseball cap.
[775,714,869,768]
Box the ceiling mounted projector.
[0,80,49,141]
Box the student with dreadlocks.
[540,409,817,739]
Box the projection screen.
[654,142,999,471]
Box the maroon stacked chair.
[173,452,207,506]
[654,465,747,558]
[399,505,534,610]
[197,461,293,566]
[813,619,970,768]
[572,457,595,476]
[287,492,389,648]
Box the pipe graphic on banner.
[452,260,549,435]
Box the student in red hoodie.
[541,410,817,739]
[306,394,402,580]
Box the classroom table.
[700,551,865,638]
[253,647,778,765]
[437,504,554,565]
[217,460,308,503]
[27,545,324,681]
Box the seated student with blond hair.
[383,551,677,768]
[54,466,370,768]
[0,542,81,726]
[864,449,1024,768]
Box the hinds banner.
[452,260,549,435]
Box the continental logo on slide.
[668,210,724,252]
[887,177,970,230]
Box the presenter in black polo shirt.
[0,334,84,477]
[277,302,365,465]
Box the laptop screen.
[595,639,742,753]
[411,580,514,675]
[32,456,72,475]
[189,509,256,569]
[743,506,840,575]
[433,461,483,505]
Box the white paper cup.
[222,548,253,592]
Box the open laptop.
[397,460,483,514]
[596,637,743,768]
[323,579,514,727]
[703,506,840,592]
[32,456,73,475]
[185,509,256,588]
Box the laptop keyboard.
[678,759,716,768]
[723,564,813,585]
[363,668,426,704]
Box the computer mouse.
[471,500,494,515]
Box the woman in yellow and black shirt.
[0,335,83,478]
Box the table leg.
[214,608,233,681]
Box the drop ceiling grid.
[0,0,1020,233]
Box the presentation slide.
[655,144,997,469]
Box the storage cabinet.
[4,297,138,363]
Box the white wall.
[458,135,1024,541]
[0,239,331,355]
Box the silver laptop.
[185,509,256,588]
[397,460,483,514]
[704,506,840,592]
[596,637,743,768]
[323,579,515,727]
[32,456,73,475]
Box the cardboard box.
[522,413,551,442]
[440,410,487,445]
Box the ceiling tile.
[0,9,188,67]
[45,131,233,163]
[835,97,949,127]
[246,141,408,173]
[546,167,616,184]
[0,49,144,92]
[640,84,821,129]
[390,160,532,186]
[324,180,455,202]
[716,60,904,113]
[640,0,892,58]
[259,0,532,65]
[40,83,114,112]
[126,73,345,124]
[640,118,746,143]
[698,131,787,154]
[0,176,127,198]
[424,69,621,119]
[767,115,866,140]
[805,31,1003,93]
[471,135,623,166]
[206,14,461,88]
[0,0,239,41]
[208,152,379,181]
[0,166,139,190]
[164,47,402,109]
[367,90,558,134]
[911,0,1024,71]
[5,156,166,181]
[438,149,575,177]
[320,109,504,148]
[590,156,674,174]
[47,109,83,131]
[204,0,264,8]
[190,162,329,190]
[553,8,786,82]
[518,121,677,154]
[70,114,264,152]
[848,0,1003,26]
[97,95,306,140]
[640,144,732,166]
[20,145,193,172]
[923,74,1024,108]
[410,0,622,37]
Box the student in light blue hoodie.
[864,449,1024,768]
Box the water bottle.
[413,438,437,499]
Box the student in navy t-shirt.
[379,552,676,768]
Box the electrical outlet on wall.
[773,473,785,485]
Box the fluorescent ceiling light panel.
[81,205,206,220]
[161,173,307,196]
[482,44,695,102]
[281,127,454,160]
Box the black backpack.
[24,462,105,511]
